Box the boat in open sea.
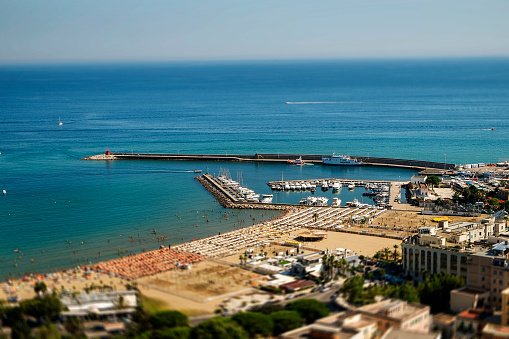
[322,153,362,166]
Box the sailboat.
[58,117,63,126]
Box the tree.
[35,323,61,339]
[190,317,248,339]
[313,213,319,223]
[11,321,31,339]
[64,317,84,338]
[20,296,62,323]
[150,310,189,329]
[328,256,335,280]
[231,312,273,338]
[426,175,440,188]
[487,198,500,208]
[382,248,391,261]
[418,273,465,313]
[154,326,191,339]
[393,245,399,261]
[250,303,284,315]
[339,259,348,277]
[340,275,365,305]
[34,282,48,296]
[114,295,128,310]
[385,282,419,303]
[270,311,302,336]
[285,299,329,324]
[378,268,386,287]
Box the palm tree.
[393,245,399,261]
[379,267,386,286]
[333,260,341,279]
[365,271,374,285]
[313,213,319,223]
[239,254,245,265]
[114,295,127,310]
[382,247,391,261]
[328,256,336,280]
[339,258,348,277]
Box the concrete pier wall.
[83,152,455,170]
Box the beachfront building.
[481,323,509,338]
[402,217,506,281]
[280,311,378,339]
[60,290,138,319]
[356,299,431,335]
[290,249,359,277]
[445,217,505,243]
[463,241,509,311]
[280,299,432,339]
[381,328,440,339]
[290,252,323,276]
[401,228,470,281]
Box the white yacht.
[322,153,362,166]
[259,194,274,203]
[316,197,329,206]
[348,183,355,190]
[332,182,342,191]
[331,197,341,207]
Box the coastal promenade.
[83,152,456,170]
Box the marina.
[197,170,396,209]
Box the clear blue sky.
[1,0,508,64]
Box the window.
[482,267,486,273]
[482,276,485,281]
[495,270,498,275]
[501,271,504,276]
[500,280,503,285]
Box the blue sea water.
[0,58,508,278]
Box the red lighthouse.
[105,147,111,156]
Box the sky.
[0,0,508,64]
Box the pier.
[195,174,290,210]
[83,152,456,170]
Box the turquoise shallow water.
[0,58,508,278]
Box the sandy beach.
[0,206,487,315]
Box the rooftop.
[432,313,455,325]
[357,299,429,321]
[457,309,484,320]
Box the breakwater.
[83,152,456,170]
[195,174,290,210]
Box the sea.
[1,58,508,279]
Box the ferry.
[288,156,305,165]
[322,153,362,166]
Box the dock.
[83,152,456,170]
[195,174,291,210]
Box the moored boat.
[322,153,362,166]
[288,156,305,165]
[259,194,274,203]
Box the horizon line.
[1,55,508,68]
